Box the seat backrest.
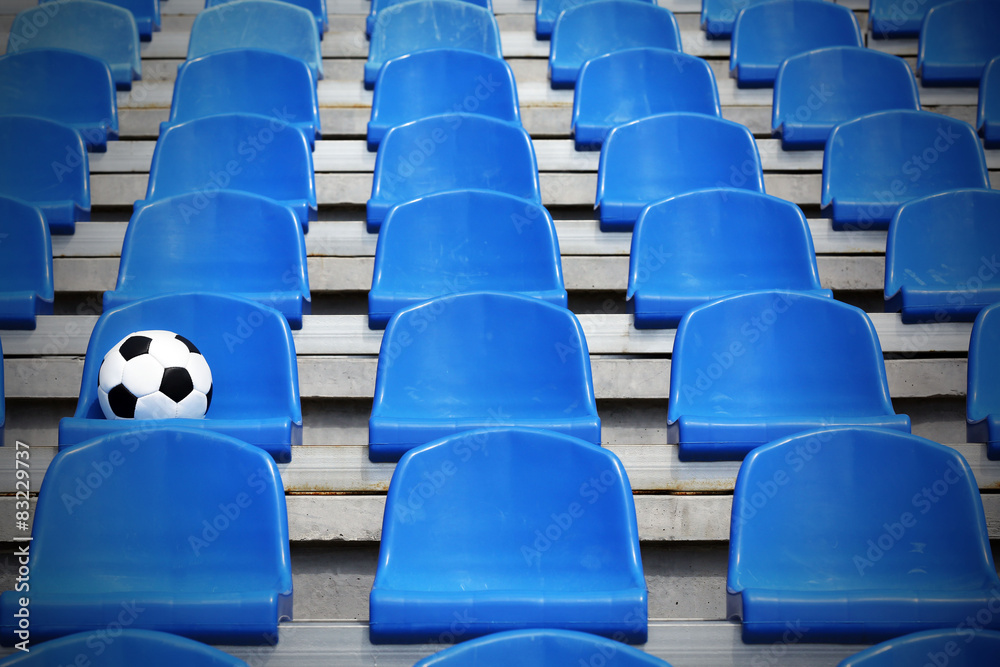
[41,0,161,39]
[838,628,1000,666]
[773,47,920,149]
[668,291,894,420]
[549,0,682,88]
[6,0,140,88]
[868,0,954,37]
[372,292,595,419]
[368,48,520,149]
[573,48,721,150]
[884,189,1000,310]
[188,0,323,81]
[977,54,1000,147]
[918,0,1000,86]
[537,0,655,39]
[369,0,490,35]
[0,196,54,302]
[170,48,319,142]
[596,112,763,229]
[370,190,565,325]
[0,115,90,232]
[0,48,118,151]
[366,0,501,87]
[377,428,641,589]
[27,427,291,597]
[700,0,772,39]
[969,301,1000,427]
[72,293,300,421]
[628,188,823,301]
[414,629,671,667]
[730,0,862,86]
[729,427,997,605]
[206,0,328,35]
[821,110,990,227]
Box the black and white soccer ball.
[98,330,213,420]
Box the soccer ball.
[98,330,213,420]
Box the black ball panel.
[160,367,194,402]
[107,384,138,419]
[175,334,199,354]
[119,335,152,361]
[205,384,213,410]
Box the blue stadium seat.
[918,0,1000,86]
[370,428,644,642]
[6,0,141,89]
[969,301,1000,460]
[838,628,1000,666]
[700,0,772,40]
[0,197,54,330]
[0,339,4,446]
[537,0,654,39]
[0,629,248,666]
[369,292,600,462]
[207,0,328,39]
[978,54,1000,148]
[368,0,490,36]
[41,0,160,41]
[140,113,316,233]
[365,0,502,89]
[368,48,520,151]
[549,0,682,89]
[885,189,1000,323]
[573,48,721,151]
[104,191,311,329]
[0,115,90,235]
[369,190,566,328]
[58,293,302,462]
[729,426,1000,643]
[414,629,671,666]
[668,291,910,461]
[188,0,323,82]
[596,112,764,232]
[367,113,539,232]
[868,0,954,38]
[821,110,990,231]
[628,189,830,329]
[0,428,292,646]
[0,49,118,151]
[730,0,862,88]
[169,48,320,148]
[772,47,920,151]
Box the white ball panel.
[175,392,208,419]
[148,334,190,369]
[98,387,118,420]
[186,354,213,394]
[98,350,127,391]
[135,392,178,419]
[120,355,165,398]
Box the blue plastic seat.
[41,0,160,40]
[868,0,954,38]
[0,197,54,330]
[918,0,1000,86]
[370,428,644,642]
[700,0,770,40]
[368,48,520,151]
[596,112,764,232]
[838,628,1000,666]
[0,49,118,151]
[772,47,920,150]
[668,291,910,461]
[414,629,670,666]
[365,0,501,88]
[0,115,90,235]
[628,189,830,329]
[0,428,292,646]
[169,48,320,147]
[369,190,566,328]
[729,426,1000,643]
[969,301,1000,460]
[549,0,682,89]
[104,191,311,329]
[139,113,316,232]
[58,293,302,462]
[369,292,600,462]
[821,110,990,231]
[573,49,721,151]
[207,0,328,38]
[885,189,1000,323]
[730,0,862,88]
[978,54,1000,148]
[0,629,247,666]
[367,113,540,232]
[0,339,4,446]
[537,0,654,39]
[188,0,323,82]
[368,0,490,36]
[6,0,141,89]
